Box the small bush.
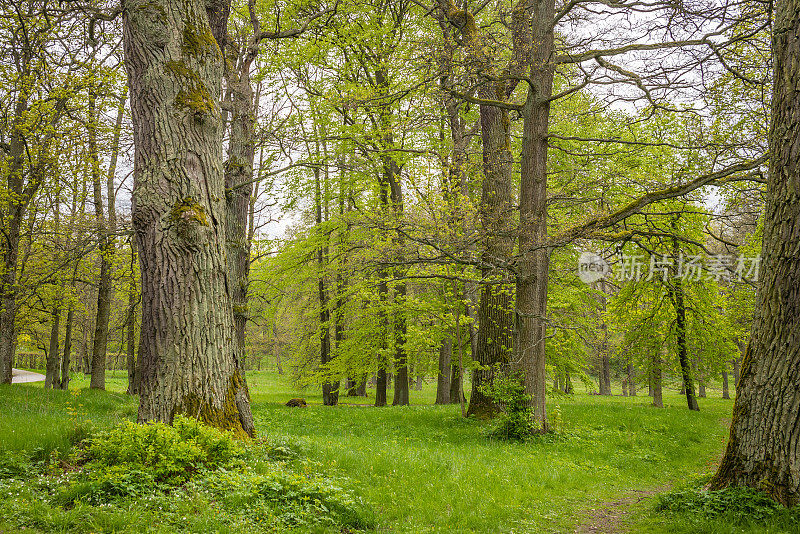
[482,370,538,441]
[86,415,242,484]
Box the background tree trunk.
[59,304,73,390]
[435,336,452,404]
[44,306,61,388]
[652,347,663,408]
[126,237,139,395]
[722,371,730,399]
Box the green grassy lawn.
[1,369,783,533]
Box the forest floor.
[2,368,793,533]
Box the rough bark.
[710,0,800,503]
[124,0,253,437]
[224,37,255,379]
[437,4,516,419]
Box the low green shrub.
[656,486,792,523]
[55,466,157,506]
[85,415,243,484]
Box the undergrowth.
[0,415,375,533]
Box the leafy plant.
[481,370,539,441]
[84,415,243,485]
[656,486,785,522]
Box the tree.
[710,0,800,505]
[123,0,254,436]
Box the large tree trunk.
[124,0,254,437]
[710,0,800,503]
[466,96,516,417]
[436,6,516,419]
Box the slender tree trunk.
[60,304,73,390]
[628,364,637,396]
[224,40,257,401]
[126,237,139,395]
[710,1,800,502]
[597,283,611,396]
[513,0,556,430]
[722,371,730,399]
[88,89,124,390]
[314,167,338,406]
[671,277,699,411]
[652,346,663,408]
[450,362,464,404]
[435,336,452,404]
[124,0,253,436]
[392,281,409,406]
[668,236,699,411]
[0,84,32,384]
[45,306,61,388]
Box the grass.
[1,368,786,533]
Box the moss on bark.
[173,370,253,439]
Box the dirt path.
[573,486,666,534]
[11,368,45,384]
